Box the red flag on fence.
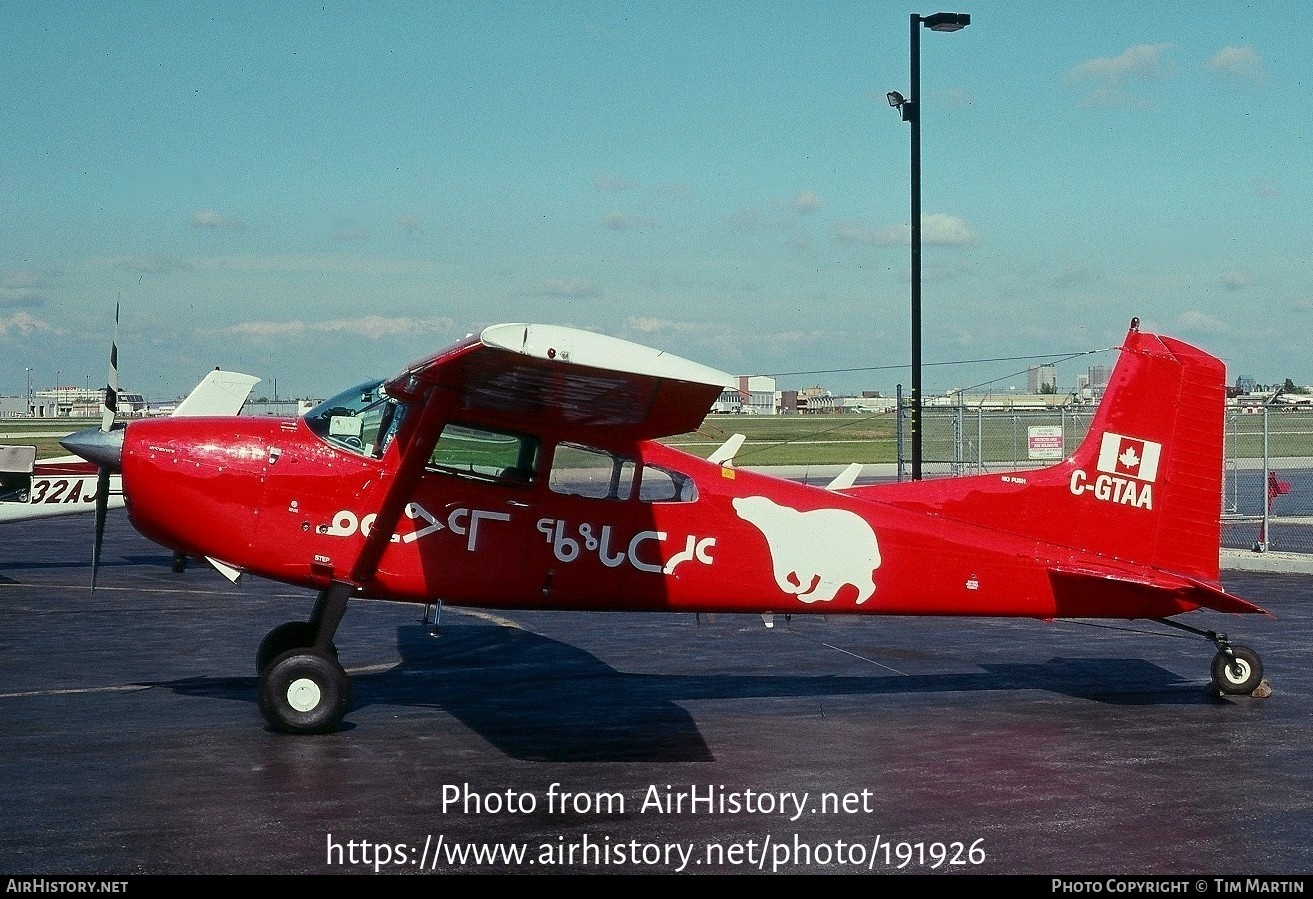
[1268,471,1292,507]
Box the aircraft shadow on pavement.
[150,623,1221,763]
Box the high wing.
[348,324,734,584]
[383,323,734,443]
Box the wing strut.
[349,385,454,585]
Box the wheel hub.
[1225,659,1251,684]
[287,677,322,712]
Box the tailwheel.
[258,649,351,735]
[1211,645,1263,696]
[1153,618,1266,697]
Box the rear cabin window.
[547,443,696,504]
[639,464,698,503]
[548,443,634,500]
[427,423,539,485]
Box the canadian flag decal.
[1096,433,1162,482]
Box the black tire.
[257,622,315,673]
[258,649,351,735]
[257,621,339,673]
[1212,645,1263,695]
[170,553,187,573]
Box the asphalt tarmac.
[1,515,1311,876]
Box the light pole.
[24,368,32,417]
[888,11,970,481]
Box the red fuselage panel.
[118,418,1201,620]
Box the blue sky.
[2,1,1308,401]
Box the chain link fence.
[897,404,1313,555]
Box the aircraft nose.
[60,425,126,471]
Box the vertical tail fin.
[863,319,1227,584]
[1058,319,1225,582]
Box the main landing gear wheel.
[256,621,337,673]
[1211,645,1263,696]
[258,649,351,735]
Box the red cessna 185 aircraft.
[61,317,1267,734]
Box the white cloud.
[194,254,426,276]
[2,270,42,289]
[618,318,849,373]
[941,86,974,108]
[538,277,601,298]
[832,219,905,246]
[595,174,638,192]
[192,209,247,230]
[602,211,660,231]
[395,214,424,234]
[731,191,823,236]
[791,190,823,215]
[0,269,51,306]
[330,226,369,242]
[1065,44,1175,107]
[921,213,979,247]
[729,208,772,233]
[624,316,706,334]
[224,320,308,338]
[92,255,193,274]
[313,315,455,339]
[0,311,63,337]
[1179,309,1229,333]
[1222,269,1251,291]
[1047,263,1098,289]
[1204,45,1266,82]
[832,213,976,247]
[219,315,456,341]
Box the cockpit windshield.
[303,379,404,458]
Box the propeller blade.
[91,468,110,590]
[91,302,119,590]
[100,302,119,433]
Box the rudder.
[1060,320,1225,583]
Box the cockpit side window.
[427,423,539,486]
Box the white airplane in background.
[0,369,260,524]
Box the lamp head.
[921,12,970,32]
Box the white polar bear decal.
[732,495,880,605]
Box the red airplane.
[60,317,1267,735]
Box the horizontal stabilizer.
[826,462,863,491]
[708,433,746,466]
[1049,565,1267,617]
